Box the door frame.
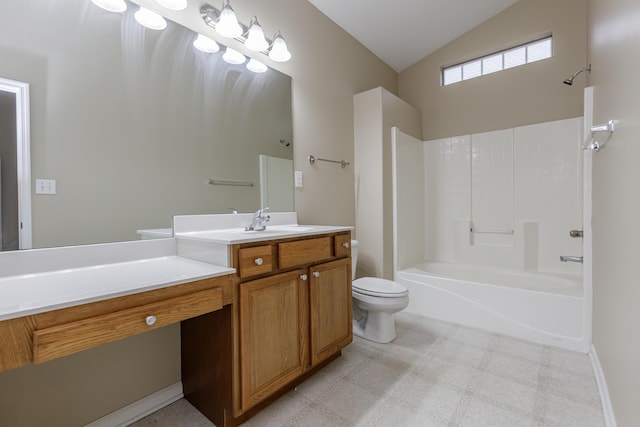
[0,77,31,249]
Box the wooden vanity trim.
[0,316,37,372]
[33,287,223,364]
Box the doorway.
[0,77,31,250]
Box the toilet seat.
[353,277,409,298]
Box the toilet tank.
[351,240,359,279]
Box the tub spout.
[560,255,583,263]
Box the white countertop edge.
[0,256,235,322]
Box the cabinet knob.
[254,257,264,266]
[312,271,320,278]
[342,242,350,248]
[300,274,308,281]
[145,315,157,326]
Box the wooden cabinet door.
[239,269,309,411]
[309,257,352,366]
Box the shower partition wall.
[392,116,591,352]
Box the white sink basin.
[266,225,314,232]
[175,224,347,244]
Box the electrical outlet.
[294,171,303,188]
[35,179,56,195]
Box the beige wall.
[588,0,640,425]
[0,1,397,426]
[0,325,180,426]
[399,0,587,140]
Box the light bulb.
[90,0,127,13]
[268,32,291,62]
[223,47,246,65]
[246,58,268,73]
[193,34,220,53]
[155,0,187,11]
[216,1,243,38]
[135,7,167,30]
[245,17,269,52]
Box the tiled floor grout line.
[446,333,498,426]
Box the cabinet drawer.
[279,237,331,269]
[238,245,273,278]
[32,287,223,364]
[334,233,351,257]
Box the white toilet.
[350,240,409,343]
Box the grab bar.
[470,228,514,235]
[560,255,583,264]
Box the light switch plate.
[294,171,303,188]
[35,179,56,195]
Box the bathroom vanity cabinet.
[181,231,352,426]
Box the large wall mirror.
[0,0,293,250]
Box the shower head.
[563,64,591,85]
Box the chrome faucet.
[560,255,583,264]
[245,208,270,231]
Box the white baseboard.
[85,382,184,427]
[590,344,617,427]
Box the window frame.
[441,36,553,86]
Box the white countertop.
[175,224,353,244]
[0,239,235,321]
[0,255,233,321]
[0,215,352,322]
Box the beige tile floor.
[130,312,605,427]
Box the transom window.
[442,36,553,86]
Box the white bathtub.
[396,262,588,352]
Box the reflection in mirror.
[0,0,293,250]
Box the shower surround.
[392,117,589,351]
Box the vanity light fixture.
[244,17,269,52]
[135,7,168,30]
[215,0,243,38]
[155,0,187,11]
[268,31,291,62]
[90,0,127,13]
[193,34,220,53]
[223,47,246,65]
[200,4,291,63]
[246,58,268,73]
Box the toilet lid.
[353,277,409,298]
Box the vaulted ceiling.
[307,0,519,72]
